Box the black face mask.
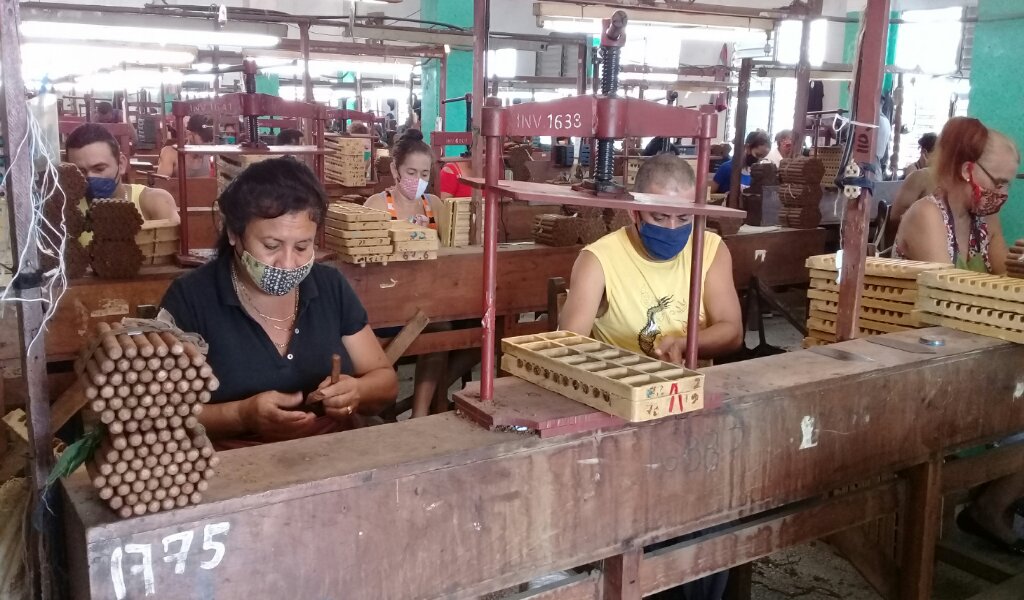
[745,154,758,167]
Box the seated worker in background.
[348,122,369,136]
[891,133,940,222]
[560,153,743,366]
[903,132,937,177]
[709,130,770,195]
[366,130,477,418]
[160,157,397,448]
[92,101,122,124]
[438,158,475,200]
[157,114,214,178]
[222,121,240,144]
[895,116,1015,275]
[66,124,179,234]
[765,129,793,166]
[276,128,303,146]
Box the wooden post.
[890,73,905,178]
[899,457,942,600]
[604,548,642,600]
[470,0,490,245]
[836,0,891,341]
[577,42,589,96]
[790,17,813,157]
[728,58,752,210]
[0,0,54,596]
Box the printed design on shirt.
[638,295,673,357]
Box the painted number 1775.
[110,522,230,599]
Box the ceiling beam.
[533,1,776,31]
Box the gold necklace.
[231,266,298,333]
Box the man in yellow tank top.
[560,153,742,365]
[66,124,180,244]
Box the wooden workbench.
[61,328,1024,599]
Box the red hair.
[933,117,988,190]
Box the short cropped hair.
[774,129,793,144]
[633,153,695,193]
[65,123,121,159]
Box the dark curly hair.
[216,156,326,255]
[392,128,432,169]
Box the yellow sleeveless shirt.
[79,184,146,245]
[585,226,721,358]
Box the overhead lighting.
[541,17,765,43]
[20,21,279,48]
[541,19,600,35]
[75,69,183,92]
[21,42,195,80]
[192,63,234,73]
[259,58,414,80]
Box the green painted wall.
[839,11,899,110]
[422,0,474,153]
[970,0,1024,243]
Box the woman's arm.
[199,392,315,439]
[139,188,181,224]
[155,146,177,177]
[364,192,387,213]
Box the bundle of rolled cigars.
[78,321,220,518]
[1008,240,1024,280]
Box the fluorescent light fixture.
[21,42,195,80]
[75,69,183,92]
[542,19,600,35]
[182,73,216,84]
[21,20,279,48]
[260,58,414,80]
[192,63,234,73]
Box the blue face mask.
[85,175,119,200]
[638,221,693,260]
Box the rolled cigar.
[111,323,139,359]
[174,429,188,442]
[139,395,154,408]
[186,448,200,463]
[121,447,135,462]
[161,499,175,511]
[198,364,213,379]
[189,378,205,392]
[175,494,189,508]
[162,357,176,371]
[109,421,124,435]
[85,360,106,387]
[152,442,165,456]
[186,470,201,484]
[184,391,198,404]
[160,332,184,356]
[116,385,131,399]
[174,403,190,418]
[168,392,184,406]
[115,358,131,373]
[95,322,123,360]
[207,377,220,392]
[93,347,115,374]
[107,396,124,411]
[100,385,116,400]
[154,487,167,501]
[192,404,204,417]
[108,435,127,451]
[118,506,135,519]
[196,480,209,493]
[144,455,158,469]
[99,486,115,500]
[134,332,154,358]
[158,453,172,467]
[146,357,162,371]
[124,420,139,433]
[132,503,147,517]
[108,494,123,509]
[181,342,205,367]
[183,367,198,381]
[147,500,161,514]
[177,379,192,394]
[145,476,159,492]
[152,465,165,479]
[166,462,179,476]
[154,369,169,382]
[127,432,142,448]
[125,491,139,506]
[131,480,145,494]
[168,368,183,382]
[161,380,175,394]
[99,410,116,425]
[131,357,147,372]
[170,447,183,460]
[174,473,187,486]
[155,417,168,430]
[147,382,161,396]
[139,368,155,383]
[139,490,153,503]
[84,385,99,400]
[107,371,124,387]
[147,332,168,357]
[131,383,147,398]
[143,431,158,446]
[122,469,136,483]
[197,391,211,404]
[132,406,147,421]
[106,471,123,487]
[193,459,206,472]
[185,416,199,429]
[135,419,149,432]
[148,405,161,419]
[174,354,190,370]
[92,474,107,488]
[169,415,183,429]
[115,483,130,498]
[99,463,114,477]
[161,476,174,489]
[207,455,220,469]
[97,445,119,464]
[136,445,150,458]
[129,458,144,472]
[180,461,193,474]
[181,482,194,495]
[124,370,138,385]
[158,430,172,444]
[116,408,131,423]
[124,395,138,409]
[189,492,202,505]
[90,399,107,413]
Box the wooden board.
[324,217,389,232]
[323,243,392,256]
[323,236,390,248]
[388,250,437,262]
[809,299,919,328]
[392,240,439,253]
[805,254,950,279]
[501,331,703,405]
[917,269,1024,304]
[325,202,388,223]
[918,287,1024,316]
[323,227,385,240]
[810,278,919,303]
[806,316,897,336]
[916,297,1024,333]
[388,222,438,241]
[809,269,919,290]
[807,289,914,314]
[335,253,390,265]
[914,311,1024,344]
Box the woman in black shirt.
[161,157,397,447]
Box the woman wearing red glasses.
[894,116,1018,274]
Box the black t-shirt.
[160,255,368,404]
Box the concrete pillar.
[421,0,474,153]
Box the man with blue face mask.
[560,153,743,366]
[66,123,179,244]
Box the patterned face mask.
[238,249,314,296]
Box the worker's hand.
[654,336,688,366]
[241,391,315,438]
[314,375,361,421]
